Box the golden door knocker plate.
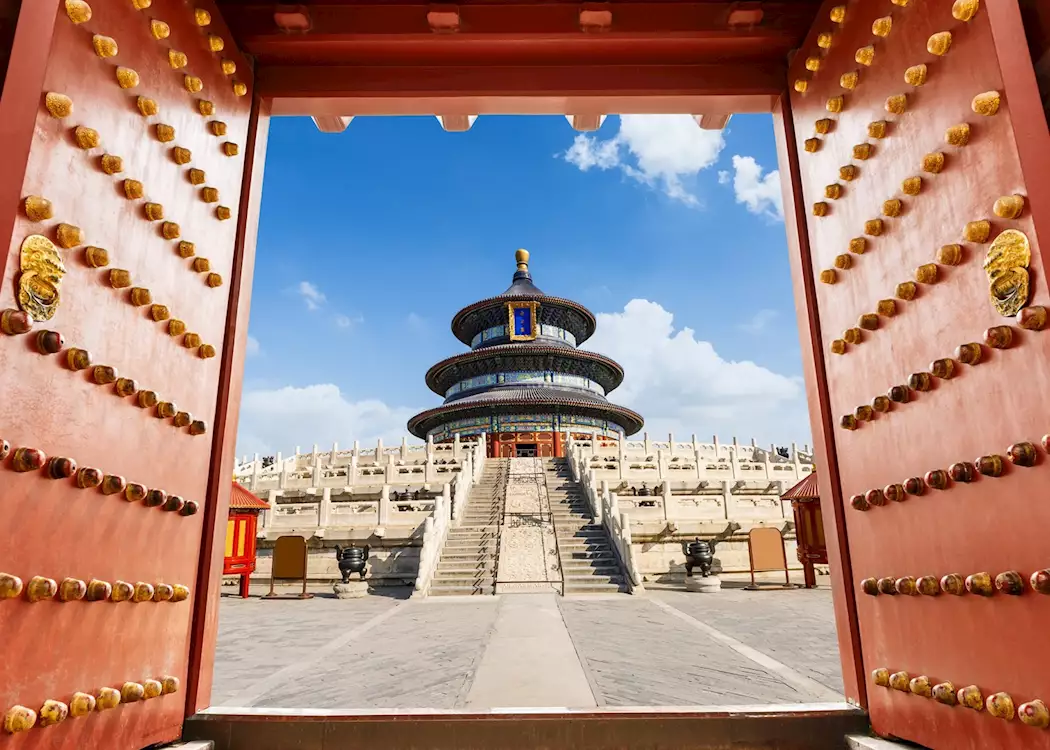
[18,235,66,321]
[984,229,1031,316]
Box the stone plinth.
[684,575,722,593]
[333,581,370,599]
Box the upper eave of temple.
[424,343,626,396]
[450,249,597,346]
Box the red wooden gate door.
[0,1,255,747]
[785,0,1050,747]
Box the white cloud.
[298,281,326,311]
[334,314,363,329]
[246,335,261,356]
[584,299,810,447]
[235,383,418,458]
[726,155,783,219]
[717,170,730,185]
[562,115,725,205]
[738,308,779,335]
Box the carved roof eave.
[424,344,625,395]
[406,396,644,438]
[450,294,597,346]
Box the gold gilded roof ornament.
[952,0,979,22]
[927,32,952,56]
[817,33,833,49]
[168,49,188,69]
[101,154,123,174]
[74,125,100,149]
[195,8,212,25]
[18,234,66,322]
[92,35,118,58]
[829,5,845,23]
[150,19,170,40]
[116,67,140,89]
[185,75,204,93]
[24,196,53,222]
[994,194,1025,219]
[45,92,73,119]
[826,95,843,113]
[840,71,858,90]
[208,35,225,52]
[972,90,1001,116]
[855,46,874,66]
[872,16,892,37]
[65,0,92,23]
[805,57,821,72]
[221,59,237,76]
[904,64,927,87]
[901,176,922,195]
[885,94,907,115]
[198,99,215,116]
[124,179,144,199]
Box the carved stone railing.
[414,436,486,596]
[569,443,642,593]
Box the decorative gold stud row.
[849,439,1043,512]
[839,312,1046,431]
[18,203,220,359]
[63,0,246,99]
[870,667,1048,729]
[861,567,1050,598]
[0,312,210,435]
[0,573,190,603]
[0,438,201,515]
[830,221,1026,357]
[800,0,981,158]
[3,674,180,734]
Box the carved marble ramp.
[495,458,561,594]
[545,458,628,594]
[429,460,507,596]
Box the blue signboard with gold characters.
[507,301,540,341]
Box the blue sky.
[235,114,813,458]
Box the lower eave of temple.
[406,392,644,439]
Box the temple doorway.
[515,444,538,457]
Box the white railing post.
[379,485,391,527]
[318,487,332,528]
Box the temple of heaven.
[407,249,644,458]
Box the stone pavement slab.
[557,595,837,707]
[649,587,845,695]
[463,594,596,709]
[251,597,501,709]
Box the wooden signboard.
[264,535,312,599]
[746,527,792,590]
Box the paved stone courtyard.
[212,576,844,710]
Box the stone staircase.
[428,459,508,596]
[544,458,628,594]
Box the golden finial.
[515,248,529,271]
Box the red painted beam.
[258,62,785,116]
